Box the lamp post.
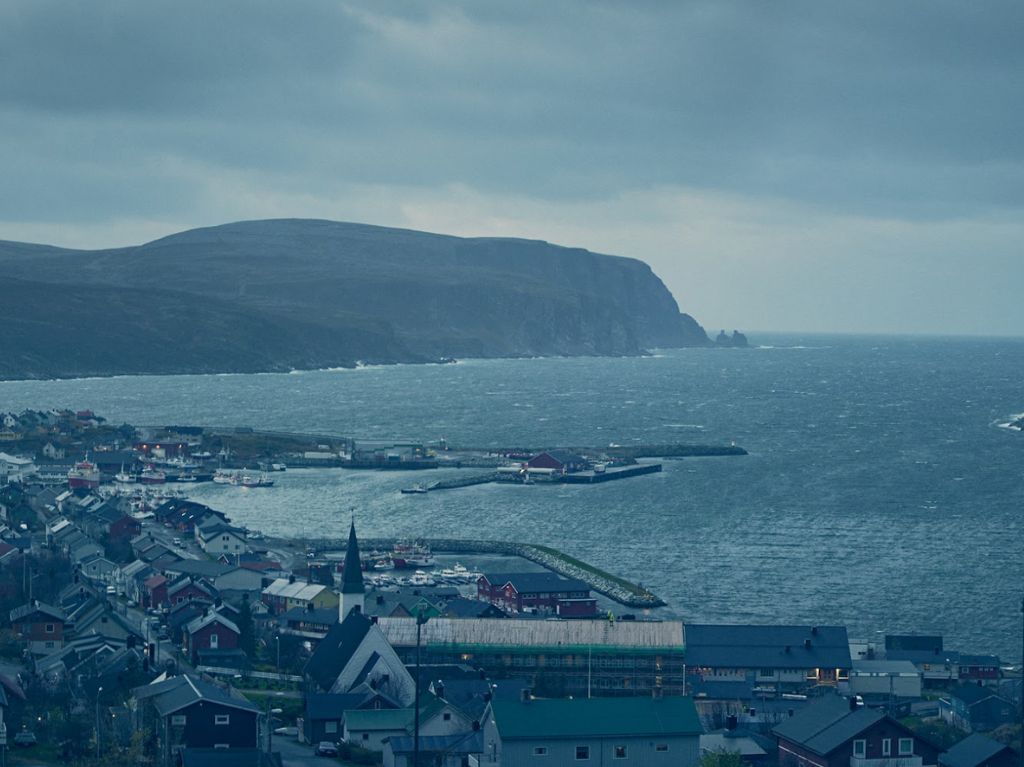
[275,634,280,673]
[266,703,282,754]
[413,609,429,767]
[95,686,103,760]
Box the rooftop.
[491,695,702,740]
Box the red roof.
[144,574,168,589]
[239,561,281,572]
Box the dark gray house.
[132,674,260,766]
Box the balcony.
[850,757,922,767]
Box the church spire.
[339,518,365,620]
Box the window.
[171,715,186,726]
[362,733,369,741]
[214,714,229,725]
[533,747,548,756]
[614,745,627,759]
[853,740,866,758]
[44,623,55,633]
[899,739,913,756]
[443,712,452,721]
[210,633,219,649]
[656,744,669,752]
[214,744,229,749]
[576,746,590,760]
[325,722,337,734]
[882,739,892,756]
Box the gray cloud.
[0,0,1021,333]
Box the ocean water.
[2,334,1022,660]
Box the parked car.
[315,741,338,757]
[172,537,182,546]
[13,731,37,747]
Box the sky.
[1,1,1021,336]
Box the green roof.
[344,697,445,733]
[491,696,702,740]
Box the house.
[363,590,444,620]
[773,695,941,767]
[304,690,399,745]
[957,655,1001,682]
[481,694,703,767]
[940,684,1017,733]
[378,616,687,697]
[144,574,169,608]
[384,731,484,767]
[526,449,588,474]
[69,601,143,643]
[131,674,260,764]
[440,597,507,619]
[10,601,67,655]
[194,517,249,556]
[0,452,37,483]
[78,553,119,586]
[849,660,923,701]
[883,635,960,685]
[343,696,469,753]
[686,624,852,695]
[304,610,416,704]
[701,722,777,767]
[167,576,218,606]
[261,578,338,614]
[939,733,1019,767]
[184,610,241,664]
[279,606,338,642]
[42,442,65,460]
[476,572,593,615]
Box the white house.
[0,453,37,484]
[475,695,703,767]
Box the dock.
[561,462,662,483]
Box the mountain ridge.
[0,218,713,379]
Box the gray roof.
[387,731,484,756]
[480,572,589,594]
[940,734,1015,767]
[773,697,884,755]
[163,560,233,579]
[304,611,371,692]
[306,692,372,720]
[686,624,851,670]
[134,674,258,716]
[10,601,65,623]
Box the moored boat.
[139,467,166,485]
[68,457,101,490]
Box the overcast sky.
[1,1,1021,335]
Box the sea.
[2,334,1022,660]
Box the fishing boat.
[114,464,136,484]
[401,484,428,494]
[68,456,101,490]
[139,466,167,485]
[240,472,274,488]
[213,469,236,484]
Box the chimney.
[726,715,737,731]
[811,626,818,636]
[849,696,860,711]
[436,682,445,700]
[289,574,296,584]
[804,639,811,649]
[376,595,385,605]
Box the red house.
[144,574,168,608]
[477,572,595,615]
[774,696,940,767]
[958,654,1001,681]
[109,514,142,541]
[167,577,217,606]
[10,601,67,655]
[184,611,240,664]
[526,450,587,474]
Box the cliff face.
[0,219,710,378]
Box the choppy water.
[2,334,1022,659]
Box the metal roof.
[480,572,589,594]
[939,733,1014,767]
[492,696,702,740]
[686,624,851,669]
[378,616,684,654]
[262,578,331,602]
[772,696,884,756]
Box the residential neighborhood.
[0,409,1018,767]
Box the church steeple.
[339,518,365,620]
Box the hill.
[0,219,711,378]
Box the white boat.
[213,469,236,484]
[114,464,136,484]
[408,570,436,587]
[240,472,274,488]
[176,472,197,482]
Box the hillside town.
[0,409,1019,767]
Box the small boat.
[213,469,236,484]
[408,570,436,587]
[139,467,166,485]
[401,484,428,494]
[372,558,395,571]
[240,472,274,488]
[114,464,136,484]
[176,472,197,482]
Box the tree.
[700,748,745,767]
[238,595,256,658]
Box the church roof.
[341,521,365,595]
[304,611,372,692]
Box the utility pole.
[95,686,103,760]
[413,609,429,767]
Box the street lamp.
[275,634,280,673]
[413,609,429,767]
[266,704,282,754]
[95,686,103,759]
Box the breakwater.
[285,535,666,609]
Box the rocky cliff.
[0,219,712,379]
